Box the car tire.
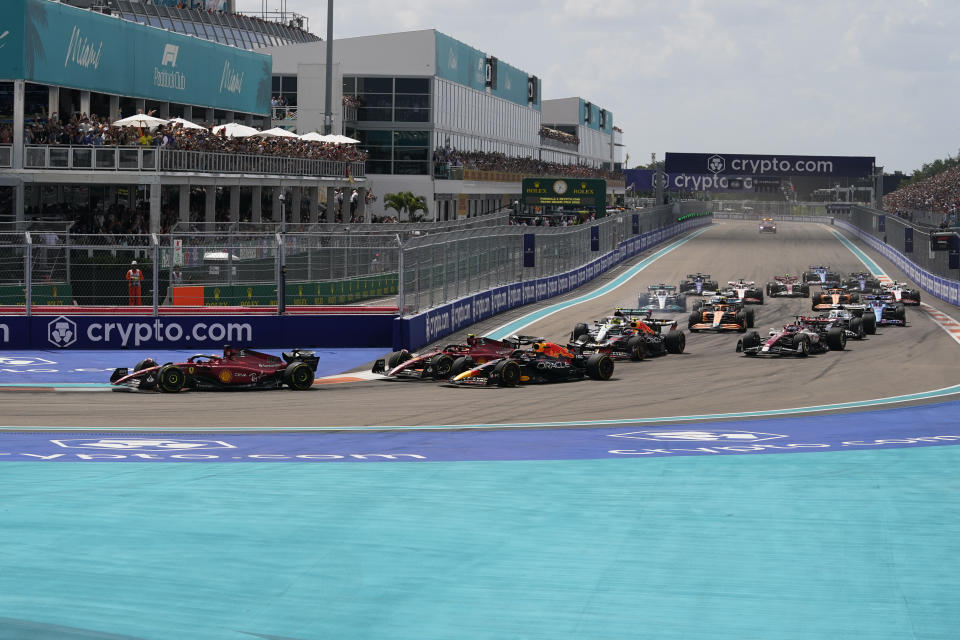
[626,335,647,361]
[802,285,810,298]
[896,304,906,322]
[571,322,589,342]
[798,335,810,357]
[664,330,685,354]
[493,359,521,387]
[450,356,475,377]
[827,326,846,351]
[862,312,877,335]
[430,353,455,379]
[284,361,315,390]
[756,290,764,305]
[386,350,411,369]
[688,311,700,331]
[811,294,822,310]
[736,311,747,333]
[850,317,864,339]
[158,364,185,393]
[746,308,756,328]
[585,353,614,380]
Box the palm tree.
[383,192,429,222]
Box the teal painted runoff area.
[1,445,958,639]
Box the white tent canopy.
[211,122,260,138]
[298,132,327,142]
[112,114,168,129]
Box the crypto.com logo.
[51,439,236,452]
[47,316,77,348]
[608,429,789,443]
[707,155,726,174]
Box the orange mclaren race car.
[687,295,753,332]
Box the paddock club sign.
[665,153,876,178]
[522,178,606,209]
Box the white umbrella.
[299,131,327,142]
[327,134,360,144]
[254,127,300,138]
[112,114,168,129]
[211,122,260,138]
[168,117,207,131]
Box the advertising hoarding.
[665,152,875,177]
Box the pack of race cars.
[110,261,923,391]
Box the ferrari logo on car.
[219,370,232,383]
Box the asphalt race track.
[4,219,960,640]
[3,220,959,429]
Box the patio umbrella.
[298,131,327,142]
[112,114,169,129]
[167,117,207,130]
[211,122,260,138]
[254,127,300,138]
[327,134,360,144]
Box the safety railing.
[14,145,365,179]
[0,145,11,168]
[271,106,298,122]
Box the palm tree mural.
[383,192,428,222]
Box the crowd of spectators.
[18,112,366,163]
[539,126,579,145]
[433,147,623,180]
[883,165,960,227]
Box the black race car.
[802,265,842,286]
[679,273,720,296]
[842,272,884,294]
[766,275,810,298]
[447,337,614,387]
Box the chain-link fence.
[847,206,960,282]
[398,204,692,314]
[2,229,401,311]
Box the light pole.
[278,190,286,313]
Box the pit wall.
[393,215,713,351]
[835,219,960,305]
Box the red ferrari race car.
[110,346,320,392]
[372,334,517,381]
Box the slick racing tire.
[449,356,475,377]
[158,364,185,393]
[386,350,412,369]
[493,359,521,387]
[810,294,822,310]
[895,304,907,323]
[688,311,701,331]
[861,312,877,335]
[571,322,589,342]
[755,290,764,305]
[827,326,846,351]
[430,353,455,379]
[627,335,647,361]
[745,308,756,328]
[134,358,159,390]
[797,335,810,357]
[736,311,748,333]
[740,330,762,356]
[284,361,315,390]
[664,330,685,354]
[850,317,864,339]
[802,285,810,298]
[585,353,615,381]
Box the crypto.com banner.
[665,153,875,177]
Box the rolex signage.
[522,178,606,209]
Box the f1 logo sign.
[161,44,179,67]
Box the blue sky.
[239,0,960,173]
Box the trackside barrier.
[835,219,960,306]
[713,213,834,224]
[393,216,714,350]
[0,314,393,350]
